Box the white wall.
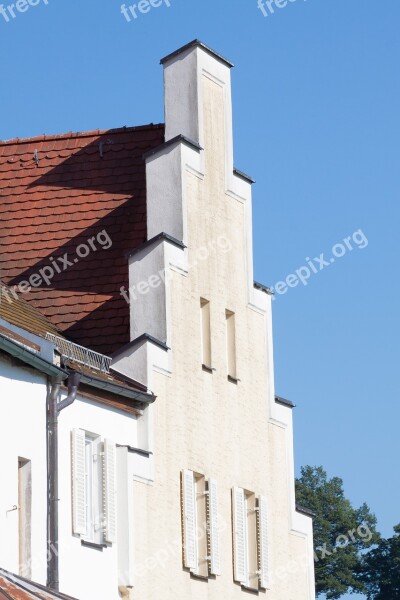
[0,351,152,600]
[57,392,149,600]
[121,43,316,600]
[0,355,48,584]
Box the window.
[182,470,221,577]
[232,488,270,590]
[200,299,212,369]
[71,429,117,545]
[18,458,32,578]
[225,310,237,380]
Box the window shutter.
[103,439,117,544]
[232,487,248,585]
[182,469,197,571]
[258,495,270,589]
[71,429,86,536]
[208,478,221,576]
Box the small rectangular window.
[232,488,268,590]
[200,299,212,369]
[84,434,103,544]
[226,310,237,379]
[71,430,117,546]
[182,470,221,577]
[18,458,32,578]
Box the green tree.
[360,524,400,599]
[295,466,380,599]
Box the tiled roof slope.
[0,568,78,599]
[0,125,165,355]
[0,281,61,339]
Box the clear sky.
[1,1,399,598]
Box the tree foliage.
[295,466,380,599]
[360,524,400,599]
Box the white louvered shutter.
[208,478,221,576]
[232,487,248,585]
[182,470,197,571]
[103,439,117,543]
[71,429,86,536]
[258,495,270,589]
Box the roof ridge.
[0,123,165,146]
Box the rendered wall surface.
[125,45,315,600]
[0,356,48,584]
[57,394,143,600]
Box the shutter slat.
[208,478,221,575]
[258,495,270,589]
[71,429,86,536]
[182,470,197,570]
[232,487,248,584]
[103,439,117,543]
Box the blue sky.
[1,1,399,598]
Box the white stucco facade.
[0,323,152,600]
[0,355,48,584]
[113,42,316,600]
[57,394,146,600]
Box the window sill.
[227,375,240,384]
[190,572,209,581]
[202,364,215,374]
[240,583,260,594]
[81,540,107,551]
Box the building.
[0,284,155,599]
[0,41,315,599]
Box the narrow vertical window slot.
[226,310,237,380]
[200,299,212,369]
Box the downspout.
[47,371,81,592]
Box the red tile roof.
[0,125,165,355]
[0,568,78,599]
[0,281,61,339]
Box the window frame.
[71,429,116,547]
[232,487,269,591]
[82,433,103,545]
[182,469,221,578]
[200,298,212,370]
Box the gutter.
[79,372,156,405]
[47,372,81,592]
[0,333,67,379]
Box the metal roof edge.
[0,333,68,379]
[275,395,296,409]
[160,39,234,68]
[254,281,274,296]
[111,334,169,360]
[233,168,256,184]
[78,372,155,404]
[143,134,202,160]
[295,504,316,519]
[127,232,185,259]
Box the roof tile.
[0,125,165,354]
